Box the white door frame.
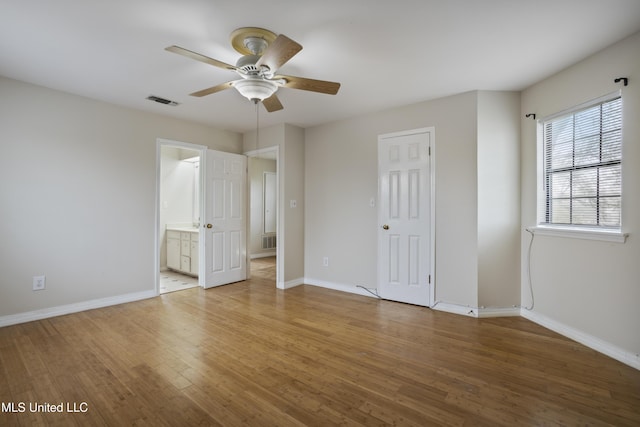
[377,127,436,306]
[155,138,207,294]
[245,145,282,287]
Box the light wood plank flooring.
[250,256,277,282]
[1,258,639,426]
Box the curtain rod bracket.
[525,113,536,120]
[614,77,628,86]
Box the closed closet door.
[378,129,432,306]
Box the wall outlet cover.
[33,275,46,291]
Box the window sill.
[529,226,628,243]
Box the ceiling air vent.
[146,95,179,106]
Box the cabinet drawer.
[167,230,180,239]
[191,232,199,242]
[181,232,191,241]
[181,239,190,256]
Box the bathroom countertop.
[167,226,200,233]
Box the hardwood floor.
[249,256,277,282]
[1,259,639,426]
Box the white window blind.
[541,96,622,229]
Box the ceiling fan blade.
[255,35,302,73]
[190,81,237,97]
[165,45,237,71]
[262,93,284,112]
[276,75,341,95]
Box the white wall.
[0,76,241,319]
[304,91,481,306]
[520,31,640,362]
[283,125,305,284]
[477,92,521,308]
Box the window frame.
[534,91,628,243]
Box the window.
[540,95,622,233]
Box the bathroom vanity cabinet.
[167,228,199,276]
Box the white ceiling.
[1,0,639,133]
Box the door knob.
[206,224,213,229]
[382,224,389,230]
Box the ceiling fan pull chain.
[255,100,260,158]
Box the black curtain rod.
[614,77,628,86]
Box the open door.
[202,149,247,288]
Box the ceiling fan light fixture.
[233,78,278,102]
[167,27,341,111]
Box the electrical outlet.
[33,275,46,291]
[322,257,329,267]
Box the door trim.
[377,127,436,306]
[155,138,207,295]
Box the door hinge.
[428,146,431,156]
[428,274,431,284]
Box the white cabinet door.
[180,255,191,272]
[190,236,199,275]
[167,233,181,271]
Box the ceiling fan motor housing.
[236,54,262,74]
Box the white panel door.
[203,149,247,288]
[378,130,431,306]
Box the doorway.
[156,139,277,293]
[246,146,279,285]
[156,139,205,294]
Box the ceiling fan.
[165,27,340,112]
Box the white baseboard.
[0,290,157,328]
[478,306,521,318]
[250,252,276,260]
[520,309,640,371]
[278,277,304,290]
[303,278,379,299]
[431,302,479,317]
[431,302,521,318]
